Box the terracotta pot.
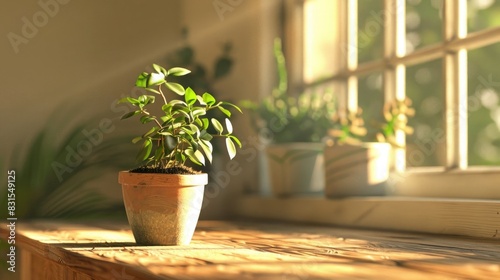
[266,143,325,196]
[324,143,390,198]
[118,171,207,245]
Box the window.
[285,0,500,199]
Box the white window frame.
[283,0,500,199]
[236,0,500,238]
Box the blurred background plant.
[326,109,367,146]
[166,27,233,98]
[241,38,337,143]
[376,97,415,148]
[0,102,135,220]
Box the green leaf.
[225,137,237,160]
[158,131,173,136]
[218,106,231,117]
[143,126,157,138]
[154,144,164,159]
[225,118,233,134]
[197,96,207,105]
[201,118,209,130]
[169,100,188,106]
[194,117,203,128]
[166,82,186,95]
[147,72,165,86]
[192,107,206,118]
[137,138,152,161]
[202,92,216,106]
[184,87,197,105]
[188,124,200,137]
[140,115,155,124]
[199,140,213,164]
[211,118,223,134]
[145,87,161,94]
[162,104,172,113]
[229,135,242,148]
[135,72,149,88]
[120,110,140,120]
[221,101,242,113]
[200,130,213,141]
[167,67,191,76]
[160,115,170,123]
[173,108,190,120]
[185,148,204,166]
[145,95,155,105]
[152,63,167,75]
[132,136,142,144]
[118,97,139,105]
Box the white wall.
[0,0,282,219]
[180,0,282,218]
[0,0,183,158]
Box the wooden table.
[1,220,500,279]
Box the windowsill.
[390,167,500,199]
[236,195,500,239]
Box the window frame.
[283,0,500,199]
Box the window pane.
[468,43,500,166]
[358,72,384,139]
[468,0,500,33]
[304,0,336,83]
[406,0,443,53]
[406,59,444,167]
[358,1,384,63]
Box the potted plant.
[324,98,414,198]
[117,64,241,245]
[241,38,336,196]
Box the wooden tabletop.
[2,220,500,279]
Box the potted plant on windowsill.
[117,64,241,245]
[324,98,414,198]
[241,38,336,196]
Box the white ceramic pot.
[266,143,325,196]
[324,142,390,198]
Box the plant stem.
[158,84,168,105]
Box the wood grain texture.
[1,220,500,279]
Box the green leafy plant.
[376,97,415,147]
[326,97,415,147]
[119,64,242,173]
[0,105,135,220]
[241,38,336,143]
[326,108,368,145]
[166,28,233,94]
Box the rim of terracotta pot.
[118,171,208,187]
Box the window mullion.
[384,0,406,172]
[336,0,357,114]
[444,0,468,170]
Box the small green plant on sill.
[326,97,415,147]
[376,97,415,148]
[241,38,336,143]
[326,108,367,146]
[118,64,242,174]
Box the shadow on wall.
[0,98,137,222]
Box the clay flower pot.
[118,171,207,245]
[324,143,390,198]
[266,143,325,196]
